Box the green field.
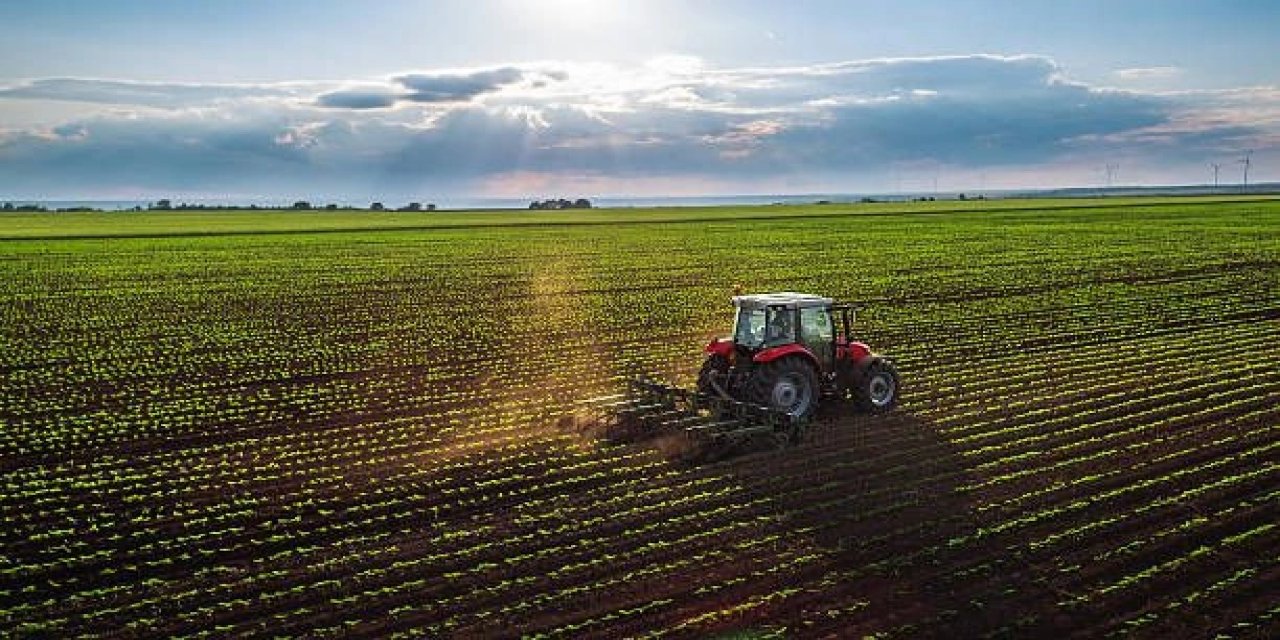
[3,197,1279,637]
[2,194,1274,239]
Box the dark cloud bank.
[0,55,1272,197]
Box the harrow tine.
[570,374,812,458]
[575,393,629,406]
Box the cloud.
[1070,86,1280,153]
[0,77,299,108]
[1114,66,1183,81]
[396,67,525,103]
[1,55,1277,198]
[315,88,400,110]
[314,66,557,110]
[0,111,313,196]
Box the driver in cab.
[766,310,793,344]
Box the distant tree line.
[529,198,592,210]
[364,202,437,212]
[3,202,52,212]
[2,202,103,212]
[144,199,438,212]
[147,199,308,211]
[2,200,441,213]
[146,200,317,211]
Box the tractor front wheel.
[853,359,899,413]
[746,357,818,420]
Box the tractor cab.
[730,292,838,372]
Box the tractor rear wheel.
[853,359,899,413]
[746,357,818,419]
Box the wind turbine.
[1239,150,1253,192]
[1105,163,1119,188]
[1210,162,1221,189]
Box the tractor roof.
[732,292,834,309]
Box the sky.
[1,0,1277,201]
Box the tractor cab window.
[734,305,795,348]
[800,307,833,343]
[765,306,795,345]
[734,307,766,347]
[800,307,835,367]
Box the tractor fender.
[753,343,822,371]
[838,340,872,363]
[704,338,733,358]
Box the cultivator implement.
[573,377,810,457]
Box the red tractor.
[575,292,899,454]
[695,292,899,420]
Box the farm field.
[2,197,1279,637]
